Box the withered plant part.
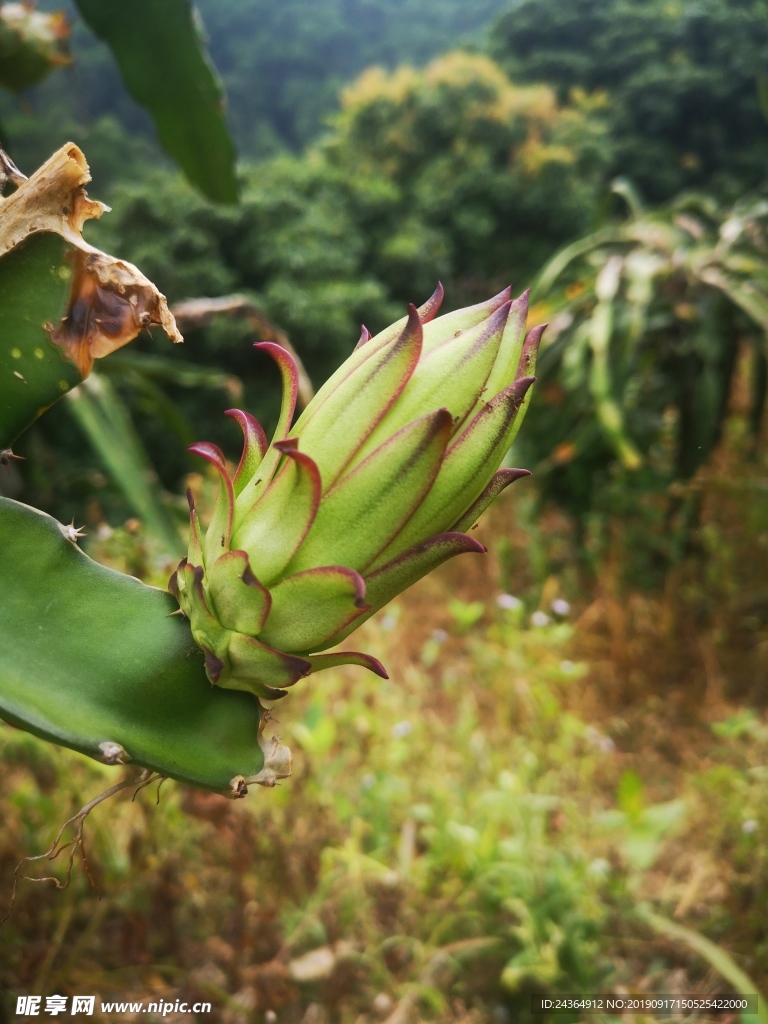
[2,771,158,921]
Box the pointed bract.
[370,377,535,567]
[292,304,423,488]
[355,325,372,350]
[417,281,445,323]
[306,651,389,678]
[188,442,235,567]
[421,285,513,354]
[355,300,512,460]
[451,468,531,532]
[235,342,300,515]
[288,407,453,574]
[479,289,530,402]
[227,632,311,697]
[260,565,368,652]
[233,444,321,585]
[186,489,203,567]
[207,549,272,635]
[225,409,268,496]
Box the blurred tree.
[195,0,514,153]
[95,52,608,375]
[0,0,512,185]
[322,52,611,304]
[491,0,768,202]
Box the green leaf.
[0,496,280,793]
[66,374,184,555]
[73,0,238,204]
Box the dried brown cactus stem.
[0,142,106,256]
[171,294,313,409]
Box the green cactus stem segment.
[173,286,544,699]
[0,233,81,447]
[0,497,281,794]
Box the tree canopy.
[491,0,768,201]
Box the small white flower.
[743,819,758,834]
[391,720,413,739]
[530,610,550,627]
[380,613,398,632]
[551,598,571,616]
[584,725,614,753]
[432,628,448,643]
[496,593,522,610]
[361,773,376,790]
[560,659,575,673]
[588,857,611,877]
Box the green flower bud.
[171,286,544,702]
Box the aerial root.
[2,769,165,921]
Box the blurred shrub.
[516,187,768,523]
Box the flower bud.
[171,286,544,702]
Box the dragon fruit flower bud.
[171,285,544,702]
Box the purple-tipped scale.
[171,287,544,703]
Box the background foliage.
[1,0,768,1017]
